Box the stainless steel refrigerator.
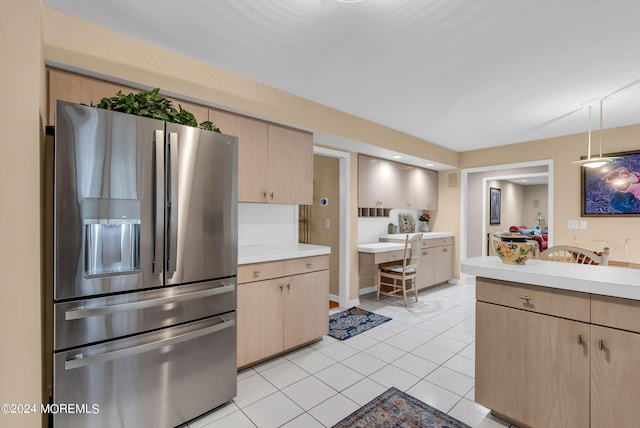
[49,100,238,428]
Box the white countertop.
[462,256,640,301]
[357,242,407,253]
[238,243,331,265]
[378,232,455,240]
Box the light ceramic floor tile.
[361,325,397,341]
[378,319,412,333]
[364,342,406,363]
[314,363,365,391]
[283,345,314,361]
[406,379,462,414]
[393,312,427,326]
[309,335,339,349]
[259,360,310,390]
[317,340,360,362]
[242,391,304,428]
[411,342,455,365]
[383,333,422,352]
[307,393,360,428]
[281,376,337,411]
[187,401,239,428]
[391,353,439,379]
[449,398,510,428]
[341,333,379,351]
[441,326,476,344]
[289,349,337,374]
[443,354,475,378]
[458,343,475,360]
[191,409,255,428]
[400,327,438,343]
[425,366,475,396]
[280,412,325,428]
[236,368,257,381]
[415,319,452,335]
[341,378,388,406]
[426,334,469,354]
[368,364,421,391]
[465,387,475,401]
[233,373,277,409]
[341,351,387,376]
[252,356,288,373]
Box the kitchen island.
[237,243,331,368]
[462,256,640,428]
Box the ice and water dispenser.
[83,198,141,277]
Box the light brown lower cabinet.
[237,256,329,368]
[476,277,640,428]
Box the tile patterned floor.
[187,278,516,428]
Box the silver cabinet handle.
[519,295,531,303]
[166,132,179,274]
[599,339,605,351]
[153,130,165,274]
[286,283,290,290]
[65,283,235,320]
[307,263,313,269]
[252,270,261,278]
[65,317,235,370]
[270,192,274,199]
[279,284,283,291]
[577,334,583,345]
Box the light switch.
[568,220,579,229]
[580,220,588,229]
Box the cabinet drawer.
[592,295,640,334]
[238,261,284,284]
[284,255,329,276]
[476,278,590,322]
[374,250,406,264]
[422,237,454,248]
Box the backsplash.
[238,203,297,246]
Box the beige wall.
[462,126,640,262]
[0,1,44,427]
[523,184,548,229]
[310,155,340,296]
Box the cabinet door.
[407,166,428,209]
[358,155,380,207]
[424,168,438,210]
[591,325,640,426]
[209,109,269,203]
[377,159,404,208]
[433,246,453,285]
[268,124,313,205]
[476,302,590,428]
[237,279,284,367]
[283,270,329,350]
[416,247,435,289]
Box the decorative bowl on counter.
[495,241,533,265]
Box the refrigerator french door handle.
[64,317,235,370]
[153,130,165,275]
[167,132,179,274]
[64,283,236,320]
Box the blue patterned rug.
[333,387,471,427]
[328,307,391,340]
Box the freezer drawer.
[55,278,236,351]
[53,312,237,428]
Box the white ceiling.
[45,0,640,156]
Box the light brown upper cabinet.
[47,68,209,125]
[209,109,313,205]
[358,154,438,210]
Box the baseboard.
[329,293,339,303]
[359,285,377,295]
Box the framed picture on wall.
[489,187,501,224]
[582,150,640,216]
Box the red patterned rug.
[333,387,471,428]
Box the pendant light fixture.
[572,99,615,168]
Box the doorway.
[460,159,554,262]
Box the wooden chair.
[573,237,629,262]
[540,245,610,266]
[377,234,421,306]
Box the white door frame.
[313,146,351,309]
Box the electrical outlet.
[325,218,331,228]
[580,220,588,229]
[568,220,579,229]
